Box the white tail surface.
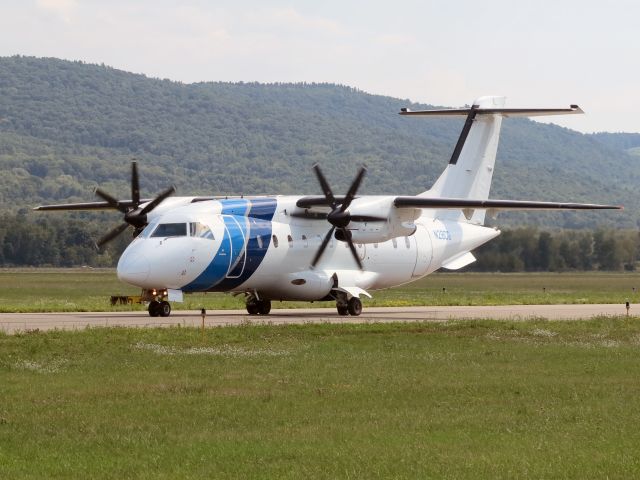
[421,95,505,224]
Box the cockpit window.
[140,222,158,239]
[189,222,214,240]
[151,223,187,238]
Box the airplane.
[34,96,622,317]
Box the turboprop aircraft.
[35,96,622,317]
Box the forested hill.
[589,132,640,151]
[1,55,638,228]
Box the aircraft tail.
[400,96,582,224]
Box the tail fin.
[400,96,582,224]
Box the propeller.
[309,164,385,270]
[95,161,176,249]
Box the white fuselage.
[117,195,500,301]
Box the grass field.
[1,269,640,313]
[1,319,640,478]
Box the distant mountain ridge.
[0,55,637,228]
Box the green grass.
[1,269,640,313]
[1,319,640,478]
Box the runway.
[0,304,635,334]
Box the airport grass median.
[1,319,640,478]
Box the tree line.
[1,212,638,271]
[471,227,639,272]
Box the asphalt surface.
[0,304,635,334]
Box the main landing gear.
[336,293,362,316]
[246,297,272,315]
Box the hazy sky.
[1,0,638,133]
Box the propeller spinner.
[95,161,175,249]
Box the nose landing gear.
[148,300,171,317]
[143,289,172,317]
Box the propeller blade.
[343,231,364,270]
[139,185,176,216]
[96,222,130,249]
[340,166,367,212]
[95,188,127,213]
[311,226,335,269]
[131,160,140,206]
[312,164,337,209]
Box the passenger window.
[392,238,397,248]
[405,237,410,249]
[374,243,378,249]
[288,235,293,248]
[272,235,279,248]
[257,235,263,249]
[302,235,308,248]
[151,223,187,238]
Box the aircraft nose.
[117,252,150,285]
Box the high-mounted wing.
[393,197,622,211]
[33,200,151,211]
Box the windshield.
[140,222,158,239]
[189,222,214,240]
[150,223,187,238]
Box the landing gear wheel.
[159,301,171,317]
[246,301,259,315]
[347,297,362,316]
[337,305,349,316]
[148,300,161,317]
[257,300,271,315]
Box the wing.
[392,197,622,211]
[33,200,151,211]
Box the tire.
[347,297,362,316]
[257,300,271,315]
[148,300,160,317]
[159,301,171,317]
[246,302,259,315]
[337,305,349,316]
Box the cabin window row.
[269,234,412,249]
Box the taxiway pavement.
[0,304,635,334]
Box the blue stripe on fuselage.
[212,197,277,291]
[182,198,277,293]
[182,199,250,292]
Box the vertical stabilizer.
[422,95,505,224]
[399,97,583,225]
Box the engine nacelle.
[344,197,419,244]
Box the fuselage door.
[223,215,248,278]
[412,225,432,277]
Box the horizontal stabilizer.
[399,105,583,117]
